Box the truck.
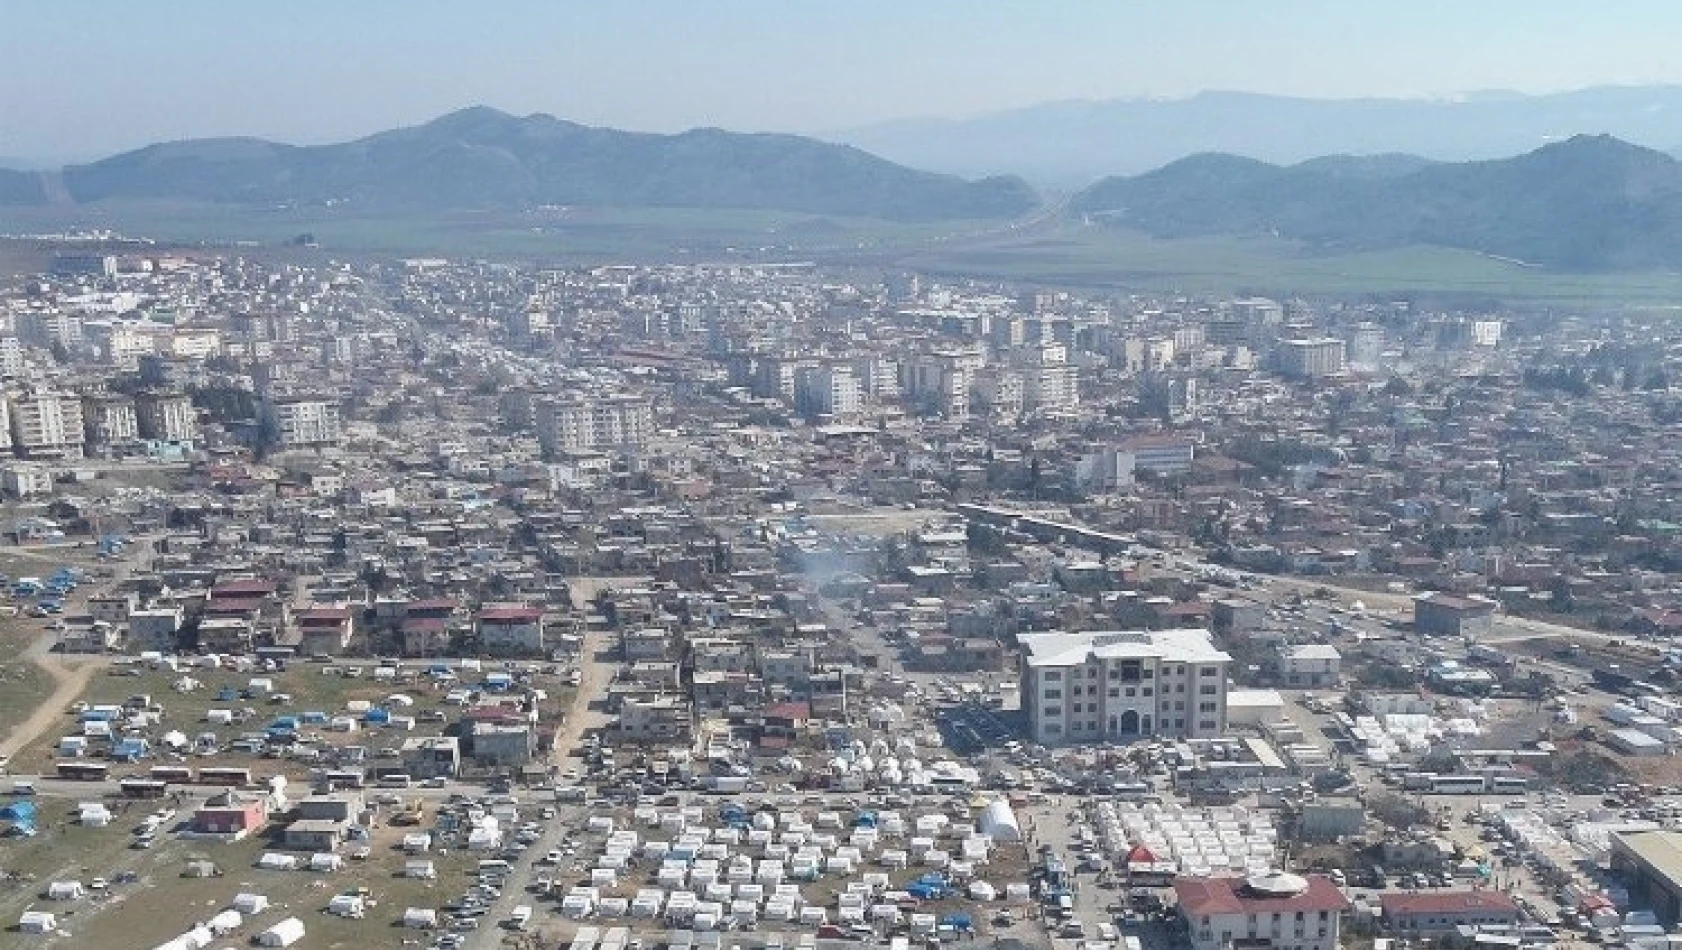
[707,775,748,794]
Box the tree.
[1367,792,1429,831]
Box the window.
[1174,701,1184,711]
[1200,719,1217,730]
[1043,689,1061,700]
[1072,686,1083,697]
[1142,668,1154,679]
[1045,723,1061,734]
[1124,688,1135,698]
[1043,706,1061,716]
[1199,684,1218,695]
[1119,660,1142,682]
[1200,702,1217,713]
[1043,671,1062,681]
[1201,665,1220,677]
[1142,687,1153,696]
[1176,683,1186,693]
[1175,718,1184,728]
[1108,688,1119,698]
[1087,668,1097,679]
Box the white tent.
[404,859,437,879]
[256,853,297,870]
[208,909,243,934]
[328,895,365,918]
[402,907,438,929]
[977,799,1022,844]
[309,852,343,872]
[45,881,84,901]
[257,917,306,947]
[17,911,56,933]
[233,893,270,914]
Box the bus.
[149,765,194,784]
[1491,776,1529,794]
[57,762,110,781]
[120,778,169,798]
[323,769,366,789]
[198,767,253,787]
[1428,775,1491,795]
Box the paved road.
[463,625,611,950]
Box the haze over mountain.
[0,107,1038,222]
[835,86,1682,185]
[1071,134,1682,271]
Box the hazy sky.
[3,0,1681,160]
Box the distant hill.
[834,86,1682,185]
[6,107,1037,221]
[1070,135,1682,271]
[0,169,45,205]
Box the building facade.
[1018,628,1232,745]
[1175,873,1348,950]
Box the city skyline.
[3,0,1682,161]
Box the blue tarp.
[939,914,972,930]
[362,707,391,723]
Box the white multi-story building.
[1278,338,1347,379]
[534,395,654,454]
[1120,435,1195,475]
[0,337,25,378]
[265,397,341,448]
[135,392,198,443]
[8,390,85,459]
[1018,628,1231,745]
[795,365,863,418]
[1023,364,1079,411]
[82,394,138,448]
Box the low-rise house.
[1278,644,1341,687]
[476,605,544,654]
[1379,891,1519,938]
[193,791,270,835]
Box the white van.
[509,905,532,930]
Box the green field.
[900,221,1682,306]
[0,200,994,264]
[9,200,1682,305]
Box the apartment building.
[534,395,653,454]
[264,396,341,448]
[9,391,85,458]
[1018,628,1232,745]
[135,391,198,443]
[1278,337,1348,379]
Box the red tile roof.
[1379,891,1517,917]
[478,607,543,623]
[1174,876,1350,916]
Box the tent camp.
[257,917,306,947]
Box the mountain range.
[835,86,1682,185]
[1070,134,1682,271]
[0,107,1037,222]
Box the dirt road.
[0,651,100,758]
